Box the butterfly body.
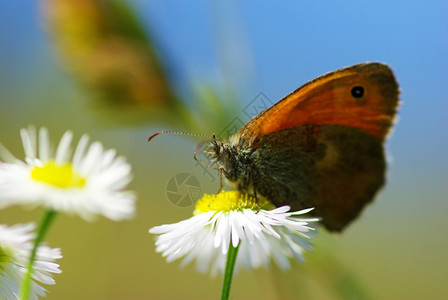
[211,63,399,232]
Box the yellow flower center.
[193,191,274,215]
[31,160,86,188]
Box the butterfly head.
[207,135,253,184]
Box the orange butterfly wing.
[238,63,399,146]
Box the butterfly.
[150,62,399,232]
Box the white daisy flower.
[0,126,135,221]
[0,223,62,300]
[150,191,319,276]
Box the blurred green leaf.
[44,0,178,112]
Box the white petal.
[0,143,18,163]
[38,127,50,162]
[20,127,36,160]
[55,131,73,163]
[72,134,89,168]
[291,207,315,215]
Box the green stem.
[19,209,57,300]
[221,242,240,300]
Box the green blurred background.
[1,1,447,299]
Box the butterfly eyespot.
[351,86,364,98]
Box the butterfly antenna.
[147,131,212,142]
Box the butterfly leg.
[217,167,225,194]
[248,165,260,213]
[254,186,260,213]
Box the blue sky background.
[0,1,447,299]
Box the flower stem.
[20,209,57,300]
[221,243,240,300]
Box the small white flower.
[150,191,319,276]
[0,223,62,300]
[0,126,135,221]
